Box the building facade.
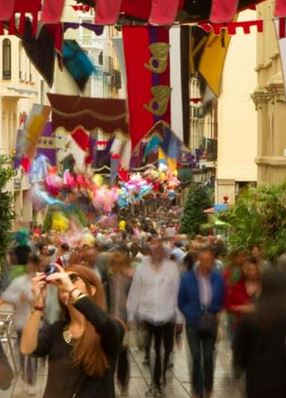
[216,9,257,204]
[0,34,46,227]
[253,0,286,185]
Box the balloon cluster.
[32,167,180,216]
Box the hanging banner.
[123,25,190,148]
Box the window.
[19,43,23,80]
[3,39,11,80]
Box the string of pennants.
[0,15,282,37]
[0,0,286,35]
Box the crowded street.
[1,0,286,398]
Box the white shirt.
[127,258,183,324]
[2,274,33,331]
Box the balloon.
[52,212,69,232]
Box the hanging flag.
[275,0,286,17]
[22,19,56,86]
[149,0,180,25]
[210,0,239,23]
[14,129,25,168]
[62,40,95,92]
[0,0,15,21]
[95,0,122,24]
[170,26,190,144]
[36,122,57,166]
[144,133,164,157]
[21,105,51,171]
[123,26,190,149]
[41,0,65,24]
[199,28,233,97]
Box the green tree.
[180,184,212,238]
[220,182,286,262]
[0,156,15,272]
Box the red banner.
[41,0,65,24]
[123,26,171,149]
[275,0,286,17]
[95,0,122,24]
[210,0,239,23]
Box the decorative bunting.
[199,20,264,35]
[210,0,239,23]
[0,0,15,21]
[95,0,122,25]
[149,0,180,25]
[12,0,41,36]
[41,0,65,24]
[275,0,286,17]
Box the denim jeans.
[144,321,175,390]
[186,324,217,397]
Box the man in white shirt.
[127,239,182,397]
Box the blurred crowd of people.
[0,215,286,398]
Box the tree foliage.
[0,156,15,268]
[180,184,212,238]
[220,182,286,261]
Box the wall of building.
[0,34,44,227]
[216,10,257,204]
[253,0,286,185]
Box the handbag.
[197,308,218,337]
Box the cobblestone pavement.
[2,327,245,398]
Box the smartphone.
[44,264,57,276]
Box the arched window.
[3,39,11,80]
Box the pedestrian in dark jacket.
[233,269,286,398]
[178,248,225,398]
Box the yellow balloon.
[119,220,126,231]
[52,212,69,232]
[93,174,104,187]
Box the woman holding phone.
[20,264,125,398]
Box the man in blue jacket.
[178,247,225,398]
